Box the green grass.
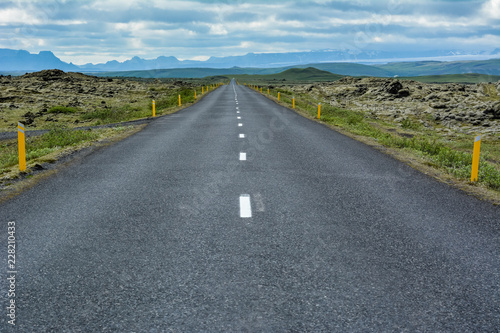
[155,88,196,109]
[0,126,99,171]
[401,118,422,130]
[81,104,150,123]
[79,87,199,124]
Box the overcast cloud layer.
[0,0,499,64]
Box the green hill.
[398,73,500,84]
[92,58,500,82]
[230,67,343,82]
[294,63,392,77]
[376,59,500,76]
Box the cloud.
[0,0,498,64]
[208,24,228,35]
[481,0,500,19]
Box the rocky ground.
[2,70,500,136]
[0,69,194,131]
[283,77,500,135]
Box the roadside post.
[17,122,26,171]
[195,90,197,99]
[267,88,269,95]
[317,103,321,119]
[293,96,295,109]
[152,100,156,117]
[278,92,280,101]
[471,135,482,182]
[179,94,181,106]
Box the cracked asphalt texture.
[1,81,499,331]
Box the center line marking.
[238,123,243,127]
[237,111,240,114]
[237,116,241,119]
[239,134,245,138]
[239,194,252,218]
[240,152,247,160]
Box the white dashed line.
[237,116,241,119]
[239,134,245,138]
[237,111,240,114]
[239,194,252,218]
[240,152,247,160]
[238,123,243,127]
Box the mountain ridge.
[1,48,500,78]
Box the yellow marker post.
[152,100,156,117]
[471,135,482,182]
[17,122,26,172]
[317,103,322,119]
[179,94,181,106]
[278,92,280,101]
[293,97,295,109]
[195,90,197,99]
[260,87,262,93]
[267,88,269,95]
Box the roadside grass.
[155,88,196,110]
[81,104,150,124]
[0,126,128,174]
[257,84,500,193]
[80,88,198,125]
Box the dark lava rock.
[483,102,500,119]
[384,80,403,94]
[398,89,410,97]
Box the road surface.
[1,81,499,331]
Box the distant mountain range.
[96,59,500,79]
[1,48,500,77]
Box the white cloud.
[188,55,210,61]
[0,7,41,25]
[208,24,228,35]
[481,0,500,19]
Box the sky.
[0,0,499,65]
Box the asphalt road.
[1,81,499,332]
